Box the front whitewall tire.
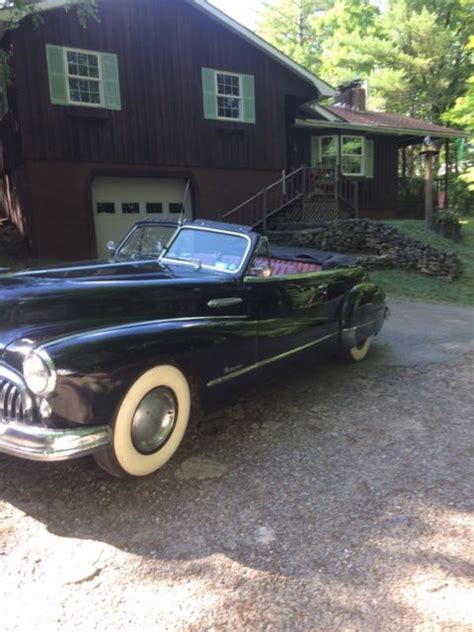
[96,365,191,477]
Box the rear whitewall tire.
[349,336,372,362]
[95,365,191,478]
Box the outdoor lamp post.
[419,136,440,222]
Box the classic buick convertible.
[0,220,387,477]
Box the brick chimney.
[335,79,367,112]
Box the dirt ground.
[1,300,473,631]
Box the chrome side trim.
[208,298,244,308]
[0,421,112,462]
[11,258,162,277]
[342,318,380,334]
[207,331,338,387]
[41,316,249,350]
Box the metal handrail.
[222,165,307,225]
[222,164,359,227]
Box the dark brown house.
[0,0,464,260]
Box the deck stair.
[221,165,359,229]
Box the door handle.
[208,298,244,308]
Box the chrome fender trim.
[0,421,112,462]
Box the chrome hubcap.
[131,387,177,455]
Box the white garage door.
[92,177,193,257]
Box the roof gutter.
[295,117,469,139]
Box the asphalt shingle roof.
[326,105,461,136]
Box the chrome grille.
[0,364,33,424]
[1,378,25,422]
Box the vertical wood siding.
[5,0,317,172]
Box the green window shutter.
[46,45,68,105]
[241,74,256,124]
[100,53,121,111]
[365,139,375,178]
[202,68,217,120]
[311,137,321,167]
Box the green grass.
[371,218,474,306]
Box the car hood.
[0,259,228,359]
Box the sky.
[210,0,262,29]
[210,0,388,30]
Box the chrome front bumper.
[0,420,112,462]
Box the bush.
[448,176,474,216]
[432,209,461,225]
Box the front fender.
[41,317,254,427]
[340,283,387,350]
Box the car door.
[199,278,258,387]
[245,269,345,365]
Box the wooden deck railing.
[222,165,359,228]
[222,166,307,228]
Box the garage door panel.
[92,177,192,257]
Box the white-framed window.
[319,136,339,171]
[215,71,243,121]
[65,47,102,106]
[341,135,365,176]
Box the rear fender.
[340,283,387,350]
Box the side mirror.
[106,240,116,254]
[249,265,272,278]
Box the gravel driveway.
[1,300,473,631]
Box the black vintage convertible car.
[0,220,388,477]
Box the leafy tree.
[443,36,474,193]
[258,0,335,71]
[0,0,98,29]
[362,0,473,120]
[258,0,473,123]
[317,0,380,86]
[0,0,99,82]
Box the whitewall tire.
[348,336,372,362]
[95,365,191,478]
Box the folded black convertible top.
[270,244,359,270]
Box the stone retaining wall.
[267,219,461,280]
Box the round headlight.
[23,351,57,396]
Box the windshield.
[162,227,251,274]
[115,224,177,259]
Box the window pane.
[216,73,240,97]
[321,137,338,156]
[217,96,240,119]
[342,136,363,156]
[68,77,101,104]
[117,225,178,258]
[342,156,363,175]
[97,202,115,214]
[321,155,338,172]
[67,50,100,78]
[122,203,140,214]
[165,228,249,274]
[169,203,182,214]
[146,203,163,214]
